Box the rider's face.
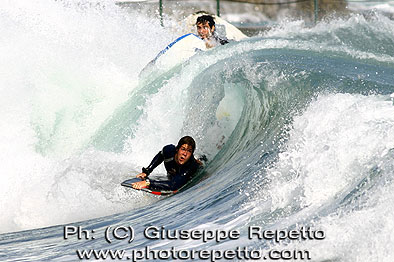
[175,144,193,165]
[196,22,214,40]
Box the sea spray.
[0,0,175,233]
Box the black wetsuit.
[142,144,201,191]
[205,32,229,47]
[213,32,229,45]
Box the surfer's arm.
[148,175,189,191]
[140,151,164,178]
[149,159,201,191]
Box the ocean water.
[1,1,394,261]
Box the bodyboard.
[140,33,206,77]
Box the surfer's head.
[175,136,196,165]
[196,15,215,40]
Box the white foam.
[244,93,394,217]
[0,0,178,233]
[271,94,393,207]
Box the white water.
[0,0,178,233]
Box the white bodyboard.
[141,33,206,76]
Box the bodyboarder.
[131,136,203,192]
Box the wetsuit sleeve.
[142,151,164,177]
[219,37,229,45]
[213,32,229,45]
[148,176,189,191]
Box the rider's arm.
[142,151,164,177]
[149,158,201,191]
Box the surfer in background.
[132,136,203,191]
[196,15,229,49]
